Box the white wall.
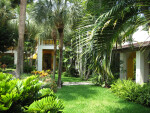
[4,50,17,65]
[136,51,144,84]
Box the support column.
[136,51,144,84]
[14,50,17,65]
[38,46,43,71]
[120,53,127,80]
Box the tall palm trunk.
[52,29,57,80]
[16,0,27,78]
[57,28,64,88]
[53,38,57,79]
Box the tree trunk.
[57,29,64,88]
[85,67,90,80]
[53,37,57,79]
[16,0,27,78]
[51,29,57,80]
[29,53,33,67]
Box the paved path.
[63,81,93,86]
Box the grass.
[56,85,150,113]
[20,73,86,82]
[55,74,85,82]
[3,69,91,82]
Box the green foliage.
[136,83,150,106]
[0,73,64,112]
[0,55,14,67]
[0,68,2,72]
[27,96,64,113]
[24,63,35,73]
[62,71,71,77]
[111,79,150,107]
[0,0,18,53]
[92,73,113,87]
[35,88,56,99]
[42,79,58,93]
[111,79,141,101]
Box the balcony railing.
[39,39,59,45]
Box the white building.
[118,27,150,84]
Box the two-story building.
[37,39,59,71]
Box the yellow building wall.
[127,52,136,79]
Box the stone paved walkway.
[63,81,93,86]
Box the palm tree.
[0,0,18,53]
[16,0,27,78]
[76,0,150,85]
[33,0,81,88]
[51,29,57,79]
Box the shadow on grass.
[105,100,150,113]
[56,85,150,113]
[56,85,100,101]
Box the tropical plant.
[76,0,150,86]
[0,55,14,67]
[0,73,64,112]
[27,96,64,113]
[33,0,82,87]
[0,0,18,53]
[111,79,150,107]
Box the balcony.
[39,39,59,45]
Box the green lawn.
[56,85,150,113]
[55,74,84,82]
[20,73,85,82]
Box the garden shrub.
[24,63,35,73]
[92,73,113,87]
[27,96,64,113]
[111,79,141,101]
[62,71,71,77]
[111,79,150,107]
[42,79,58,93]
[31,70,58,92]
[136,83,150,106]
[0,55,14,68]
[0,68,2,72]
[0,73,64,112]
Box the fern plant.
[27,96,64,113]
[0,73,64,112]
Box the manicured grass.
[20,73,85,82]
[55,74,83,82]
[56,85,150,113]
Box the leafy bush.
[92,73,113,87]
[136,83,150,106]
[27,96,64,113]
[0,73,64,112]
[0,68,2,72]
[111,79,150,107]
[0,55,14,68]
[24,63,35,73]
[111,79,141,101]
[42,79,58,93]
[62,71,71,77]
[32,70,58,92]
